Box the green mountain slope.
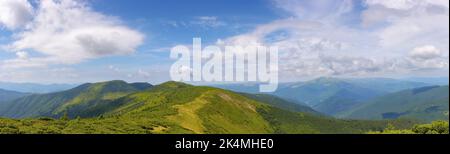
[117,82,417,133]
[344,86,449,122]
[0,81,419,134]
[0,81,153,118]
[239,93,320,115]
[314,89,367,116]
[0,89,28,104]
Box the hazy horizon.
[1,76,448,86]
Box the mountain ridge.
[343,85,449,122]
[0,80,153,118]
[0,80,419,134]
[0,89,29,104]
[0,82,76,94]
[211,77,432,116]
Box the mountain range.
[402,77,449,86]
[0,80,418,134]
[212,77,434,116]
[0,82,76,94]
[343,86,449,122]
[0,77,448,134]
[0,80,153,119]
[0,89,29,105]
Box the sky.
[0,0,449,84]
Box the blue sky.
[90,0,278,43]
[0,0,449,84]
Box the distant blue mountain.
[0,82,77,94]
[211,77,432,116]
[402,77,449,86]
[343,85,449,122]
[0,89,29,104]
[343,78,432,93]
[274,78,385,115]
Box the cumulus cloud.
[1,0,144,68]
[0,0,34,30]
[363,0,449,48]
[221,19,323,47]
[362,0,449,27]
[363,0,449,74]
[406,45,448,69]
[216,17,382,79]
[214,0,449,80]
[409,45,442,60]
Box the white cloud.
[213,0,449,80]
[365,0,449,10]
[221,18,323,47]
[410,45,442,60]
[363,0,449,72]
[273,0,354,22]
[370,10,449,49]
[137,69,151,78]
[217,17,383,79]
[1,0,144,68]
[2,0,448,83]
[108,65,121,73]
[0,0,33,30]
[15,51,28,59]
[191,16,226,28]
[166,16,226,29]
[360,5,401,27]
[406,45,448,69]
[365,0,420,10]
[362,0,449,28]
[1,56,52,69]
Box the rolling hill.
[344,86,449,122]
[0,80,153,118]
[0,81,417,134]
